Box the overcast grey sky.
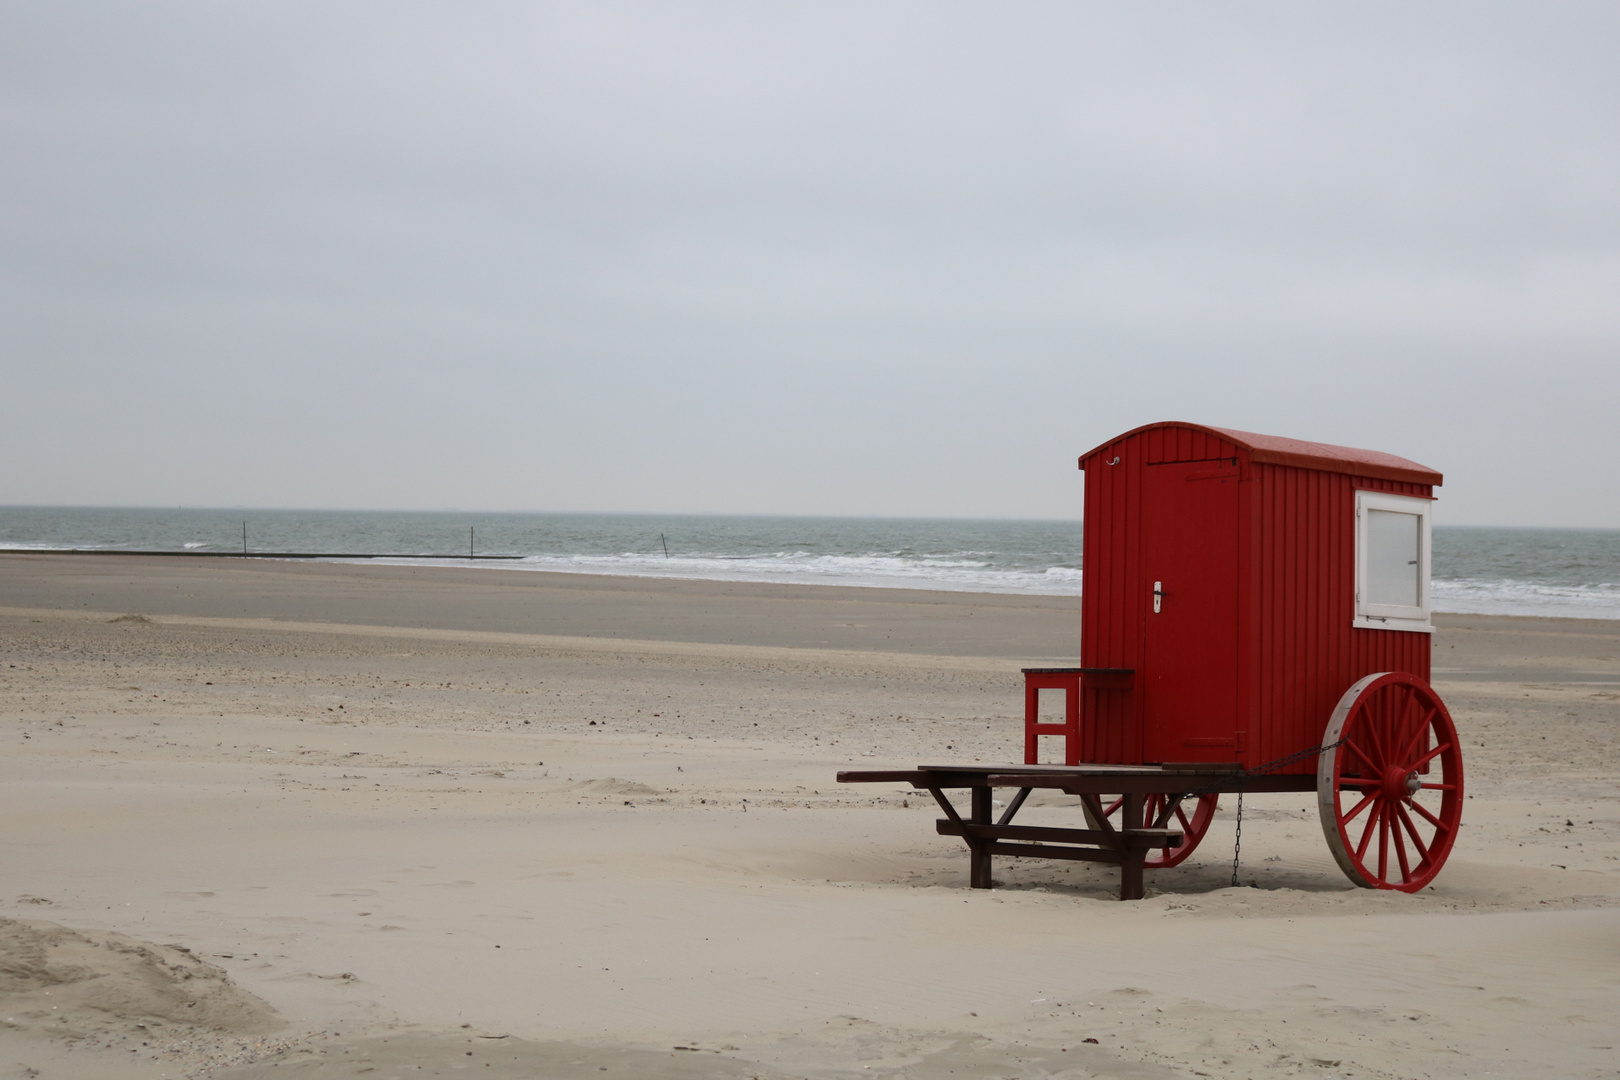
[2,2,1617,525]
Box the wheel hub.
[1381,765,1419,802]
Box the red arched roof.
[1080,422,1442,486]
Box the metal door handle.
[1153,581,1163,614]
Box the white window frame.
[1354,490,1434,634]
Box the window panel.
[1354,490,1432,633]
[1366,509,1420,607]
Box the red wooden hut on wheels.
[842,422,1464,899]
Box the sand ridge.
[0,917,281,1041]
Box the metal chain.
[1231,792,1243,886]
[1179,734,1348,803]
[1200,736,1347,799]
[1170,735,1347,889]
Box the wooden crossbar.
[935,819,1182,849]
[838,760,1310,899]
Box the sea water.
[1,506,1616,619]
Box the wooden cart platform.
[838,762,1314,900]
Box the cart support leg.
[1120,852,1146,901]
[1119,792,1145,900]
[969,785,993,889]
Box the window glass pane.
[1366,509,1420,607]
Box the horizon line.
[1,503,1618,530]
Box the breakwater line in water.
[1,507,1616,618]
[0,549,523,561]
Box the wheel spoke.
[1397,688,1424,766]
[1385,684,1410,765]
[1360,704,1386,769]
[1390,806,1413,882]
[1339,790,1377,826]
[1143,795,1214,869]
[1103,797,1123,817]
[1338,777,1379,788]
[1385,684,1409,756]
[1402,686,1426,749]
[1355,797,1383,859]
[1151,796,1170,828]
[1395,803,1432,864]
[1377,804,1390,881]
[1408,799,1449,832]
[1343,738,1378,774]
[1410,742,1451,771]
[1399,704,1437,765]
[1417,782,1456,791]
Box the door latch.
[1153,581,1164,614]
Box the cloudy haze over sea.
[2,3,1618,528]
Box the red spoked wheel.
[1318,672,1464,892]
[1092,792,1219,868]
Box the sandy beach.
[2,553,1617,1080]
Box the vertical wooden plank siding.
[1250,463,1432,772]
[1081,427,1241,764]
[1080,422,1434,773]
[1079,436,1136,762]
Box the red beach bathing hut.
[843,421,1464,898]
[1063,421,1440,771]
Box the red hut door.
[1141,460,1240,762]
